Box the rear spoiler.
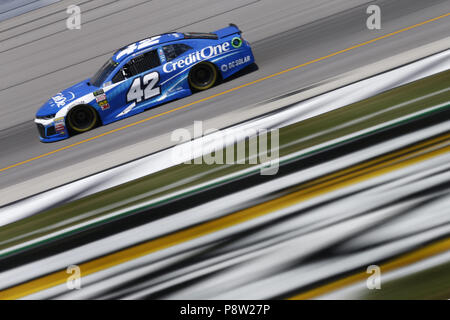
[213,23,242,39]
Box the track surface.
[0,0,449,192]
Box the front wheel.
[188,62,218,91]
[67,105,98,133]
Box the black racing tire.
[188,62,218,91]
[67,105,98,133]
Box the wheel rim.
[189,63,216,90]
[69,106,96,132]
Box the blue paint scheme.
[35,24,254,142]
[36,80,92,118]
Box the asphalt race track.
[0,0,449,195]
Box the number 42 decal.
[127,72,161,103]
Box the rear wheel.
[188,62,218,91]
[67,105,98,133]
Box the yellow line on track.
[289,237,450,300]
[0,13,448,174]
[1,133,449,299]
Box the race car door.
[105,49,165,119]
[124,49,163,109]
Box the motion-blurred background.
[0,0,449,299]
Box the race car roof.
[112,31,223,63]
[112,32,185,62]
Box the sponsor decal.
[98,100,110,110]
[50,91,75,108]
[163,42,231,73]
[95,93,107,102]
[231,37,243,49]
[221,55,251,72]
[93,89,110,110]
[93,89,104,97]
[54,117,66,134]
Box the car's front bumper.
[35,118,69,142]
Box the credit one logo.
[163,42,231,73]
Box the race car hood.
[36,79,95,117]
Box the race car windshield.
[91,59,117,87]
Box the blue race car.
[35,24,255,142]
